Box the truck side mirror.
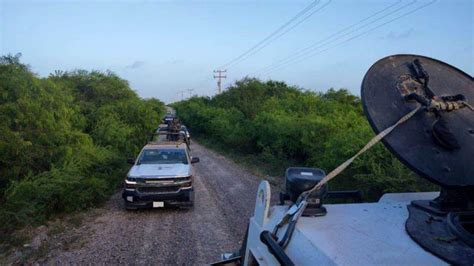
[191,157,200,164]
[127,158,135,165]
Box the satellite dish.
[361,54,474,188]
[362,54,474,264]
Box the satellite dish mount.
[362,54,474,264]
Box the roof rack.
[148,131,190,149]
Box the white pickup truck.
[122,142,199,209]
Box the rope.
[299,105,422,202]
[428,99,474,112]
[273,105,422,237]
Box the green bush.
[173,79,436,201]
[1,168,109,230]
[0,54,166,234]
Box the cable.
[263,0,436,76]
[218,0,321,70]
[255,0,404,75]
[228,0,332,69]
[257,0,416,76]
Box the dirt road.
[35,142,278,265]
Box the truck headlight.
[125,179,137,190]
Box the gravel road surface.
[38,142,278,265]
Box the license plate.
[153,201,164,208]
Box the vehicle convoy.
[214,55,474,265]
[122,115,199,209]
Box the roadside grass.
[192,136,291,190]
[192,137,364,205]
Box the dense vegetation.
[173,78,436,201]
[0,54,165,235]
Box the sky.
[1,0,473,103]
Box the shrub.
[174,79,437,201]
[0,54,166,234]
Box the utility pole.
[177,90,185,101]
[213,70,227,94]
[187,89,195,98]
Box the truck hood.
[127,164,191,178]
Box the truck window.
[138,149,188,165]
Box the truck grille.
[138,186,179,194]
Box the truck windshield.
[138,149,188,165]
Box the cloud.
[126,60,145,69]
[381,28,415,40]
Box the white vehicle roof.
[246,186,445,266]
[285,192,444,265]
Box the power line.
[255,0,413,76]
[218,0,322,70]
[255,0,405,75]
[227,0,332,69]
[261,0,436,76]
[190,0,433,97]
[193,0,326,96]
